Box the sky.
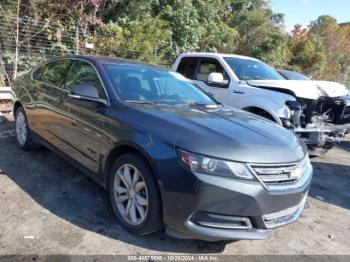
[271,0,350,32]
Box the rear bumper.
[0,86,15,101]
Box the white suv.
[173,52,350,155]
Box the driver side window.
[65,60,106,99]
[196,58,229,83]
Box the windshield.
[104,64,216,105]
[224,57,284,81]
[279,70,310,80]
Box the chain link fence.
[1,16,349,89]
[0,16,176,87]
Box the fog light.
[191,212,253,230]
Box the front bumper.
[162,163,312,241]
[184,219,272,240]
[294,123,350,155]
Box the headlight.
[177,149,254,180]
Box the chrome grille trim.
[195,214,253,230]
[248,156,313,191]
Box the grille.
[249,156,310,188]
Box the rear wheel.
[108,153,162,235]
[15,107,39,150]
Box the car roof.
[277,69,293,73]
[56,55,169,71]
[179,52,259,61]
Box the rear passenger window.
[177,57,199,79]
[40,60,71,87]
[32,65,45,80]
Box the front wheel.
[108,153,162,235]
[15,107,39,150]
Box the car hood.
[128,104,306,164]
[314,81,349,97]
[247,80,349,100]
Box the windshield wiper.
[253,76,265,80]
[185,102,219,108]
[124,100,157,105]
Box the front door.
[62,60,108,173]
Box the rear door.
[28,59,72,147]
[62,59,108,173]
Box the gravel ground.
[0,118,349,256]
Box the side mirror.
[71,84,99,99]
[69,84,107,105]
[207,72,229,88]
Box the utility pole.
[75,27,79,55]
[14,0,21,79]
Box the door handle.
[234,90,245,94]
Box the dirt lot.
[0,116,349,256]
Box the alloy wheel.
[16,111,28,146]
[113,164,149,225]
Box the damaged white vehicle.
[173,53,350,155]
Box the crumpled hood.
[314,81,349,97]
[247,80,349,100]
[129,104,306,164]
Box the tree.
[224,0,290,67]
[288,34,327,76]
[1,0,349,86]
[121,17,172,64]
[101,0,160,23]
[291,24,308,40]
[160,0,202,55]
[308,15,350,81]
[88,17,172,64]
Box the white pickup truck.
[173,52,350,155]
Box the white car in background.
[173,53,350,155]
[277,69,311,81]
[278,69,350,96]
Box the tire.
[108,153,162,235]
[14,107,39,150]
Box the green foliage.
[160,0,203,55]
[288,35,327,76]
[0,0,349,85]
[300,15,350,82]
[0,50,46,85]
[87,17,172,64]
[123,17,172,63]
